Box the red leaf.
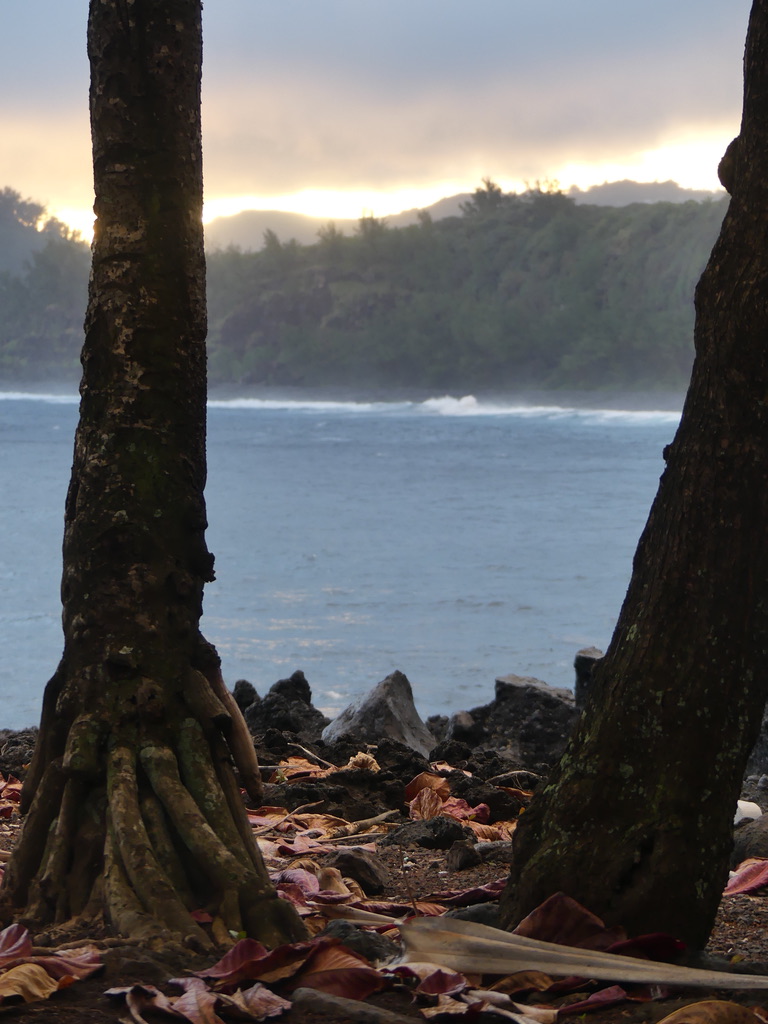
[291,941,387,1000]
[513,893,626,950]
[606,933,686,962]
[405,772,451,802]
[558,984,629,1015]
[0,925,32,965]
[195,938,269,979]
[270,869,321,895]
[195,937,319,987]
[414,968,468,997]
[171,977,227,1024]
[224,982,292,1018]
[441,797,490,824]
[725,859,768,895]
[425,877,507,906]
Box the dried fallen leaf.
[514,892,626,950]
[441,797,490,823]
[405,772,451,802]
[557,983,630,1015]
[426,877,507,906]
[725,859,768,896]
[0,923,32,964]
[290,940,388,1000]
[410,788,444,821]
[223,981,292,1019]
[171,977,226,1024]
[0,963,59,1004]
[316,867,352,895]
[657,1001,763,1024]
[343,752,380,772]
[400,918,768,989]
[105,982,181,1024]
[489,970,555,995]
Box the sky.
[0,0,752,239]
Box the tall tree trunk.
[501,0,768,949]
[0,0,304,949]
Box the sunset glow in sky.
[0,1,751,239]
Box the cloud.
[0,0,752,219]
[201,25,743,197]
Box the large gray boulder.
[321,670,435,757]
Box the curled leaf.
[0,963,59,1004]
[657,1001,763,1024]
[410,788,444,821]
[725,859,768,896]
[405,772,451,802]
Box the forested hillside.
[0,183,728,390]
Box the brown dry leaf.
[657,1002,763,1024]
[431,761,472,777]
[292,813,351,832]
[464,821,513,841]
[316,867,351,895]
[343,877,365,900]
[343,752,380,772]
[0,963,60,1004]
[489,970,555,995]
[224,982,292,1019]
[269,757,333,782]
[410,788,444,821]
[292,942,387,1000]
[405,772,452,802]
[247,806,292,828]
[400,918,768,990]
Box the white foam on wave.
[207,397,397,413]
[0,389,682,426]
[419,394,681,425]
[0,391,78,404]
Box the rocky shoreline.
[4,649,768,858]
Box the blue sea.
[0,390,681,730]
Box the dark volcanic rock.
[746,705,768,777]
[270,669,313,705]
[326,849,393,894]
[232,679,258,713]
[322,670,435,757]
[446,710,484,745]
[573,646,603,710]
[0,728,37,777]
[244,670,329,743]
[467,674,579,767]
[319,920,399,965]
[731,814,768,867]
[380,816,473,850]
[446,773,525,822]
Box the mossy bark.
[502,0,768,949]
[0,0,305,948]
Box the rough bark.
[501,1,768,948]
[0,0,305,948]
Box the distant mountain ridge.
[203,179,725,253]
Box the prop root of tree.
[2,659,305,949]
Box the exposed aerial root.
[107,745,211,950]
[3,665,305,947]
[205,666,264,803]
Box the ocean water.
[0,391,680,729]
